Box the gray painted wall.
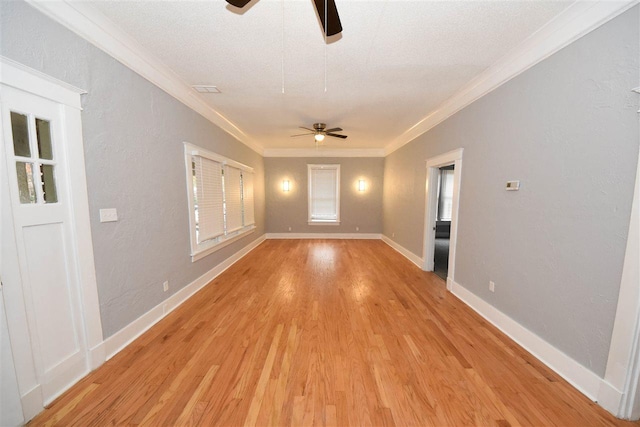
[383,7,639,376]
[1,1,266,338]
[265,157,383,234]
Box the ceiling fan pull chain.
[281,0,285,94]
[324,0,327,93]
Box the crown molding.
[385,0,640,156]
[25,0,264,155]
[263,148,385,158]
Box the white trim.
[25,1,262,155]
[423,149,464,291]
[20,385,43,422]
[104,234,266,360]
[0,57,85,109]
[62,104,104,363]
[191,227,256,262]
[88,342,105,371]
[385,0,639,155]
[599,123,640,418]
[449,279,603,401]
[381,235,424,269]
[598,380,625,416]
[185,142,254,173]
[263,148,385,158]
[266,233,381,240]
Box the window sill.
[191,226,256,262]
[308,221,341,226]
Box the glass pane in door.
[10,112,30,157]
[36,118,53,160]
[16,162,36,204]
[40,164,58,203]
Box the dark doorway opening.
[433,165,454,280]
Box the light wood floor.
[31,240,639,426]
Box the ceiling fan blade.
[313,0,343,37]
[225,0,252,7]
[291,132,314,137]
[324,127,342,133]
[299,127,316,132]
[326,133,348,139]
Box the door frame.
[0,56,104,420]
[597,88,640,419]
[422,148,463,291]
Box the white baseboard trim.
[103,234,266,360]
[88,342,105,371]
[598,380,625,415]
[450,279,603,400]
[266,233,381,240]
[20,385,43,423]
[380,235,424,268]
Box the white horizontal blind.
[193,156,224,242]
[310,168,338,221]
[438,169,454,221]
[224,165,243,233]
[242,171,255,226]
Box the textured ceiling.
[88,0,573,151]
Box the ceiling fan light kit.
[290,123,348,145]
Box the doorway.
[423,149,463,290]
[0,58,103,421]
[433,165,455,280]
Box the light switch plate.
[100,208,118,223]
[506,181,520,191]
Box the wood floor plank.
[28,240,640,427]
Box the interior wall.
[0,1,266,338]
[383,6,639,377]
[265,157,383,234]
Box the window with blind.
[184,142,256,261]
[307,164,340,224]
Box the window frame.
[307,164,341,225]
[184,142,255,262]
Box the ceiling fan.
[225,0,343,37]
[291,123,348,143]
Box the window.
[185,142,255,261]
[308,164,340,224]
[10,111,58,204]
[437,167,454,221]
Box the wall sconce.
[358,179,366,192]
[283,180,291,192]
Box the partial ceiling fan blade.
[225,0,252,7]
[312,0,343,37]
[291,132,315,137]
[299,127,316,132]
[324,127,342,133]
[326,133,348,139]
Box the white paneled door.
[0,60,103,421]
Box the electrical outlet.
[288,226,292,232]
[163,281,169,292]
[356,226,359,231]
[489,281,495,292]
[392,232,395,238]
